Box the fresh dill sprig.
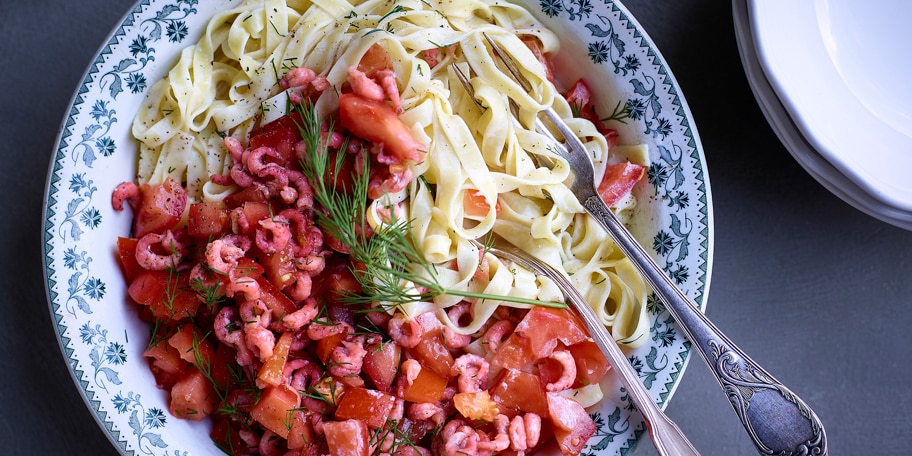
[294,102,565,310]
[601,99,632,124]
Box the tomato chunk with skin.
[454,390,499,422]
[287,410,319,451]
[463,190,500,218]
[490,331,536,370]
[128,270,200,321]
[251,385,301,439]
[255,274,297,319]
[515,307,589,360]
[406,332,454,379]
[116,237,142,281]
[338,93,425,163]
[250,126,298,165]
[362,340,401,392]
[187,201,229,239]
[210,416,254,456]
[490,368,549,417]
[258,331,294,387]
[358,43,393,77]
[400,363,448,404]
[547,392,597,456]
[569,340,611,387]
[598,162,646,208]
[133,177,187,238]
[334,386,397,429]
[169,365,218,421]
[323,419,370,456]
[144,340,188,389]
[167,324,214,371]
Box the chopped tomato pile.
[113,43,628,456]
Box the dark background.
[3,0,910,454]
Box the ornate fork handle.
[580,193,827,455]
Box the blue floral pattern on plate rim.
[41,0,713,454]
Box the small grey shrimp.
[111,181,140,211]
[478,414,510,452]
[451,353,489,393]
[544,350,577,392]
[134,231,182,271]
[388,314,423,348]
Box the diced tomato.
[338,93,425,163]
[188,201,229,239]
[421,47,442,69]
[323,419,370,456]
[317,258,362,306]
[490,331,536,370]
[521,36,554,83]
[239,201,273,233]
[547,392,597,456]
[515,307,588,359]
[210,416,254,456]
[169,365,218,420]
[597,162,646,208]
[250,126,299,165]
[463,190,500,218]
[406,332,454,379]
[362,340,401,392]
[400,364,448,404]
[116,237,142,282]
[287,410,319,450]
[133,177,187,238]
[334,386,397,429]
[564,79,596,122]
[536,355,565,389]
[209,342,238,391]
[569,341,611,387]
[168,325,215,371]
[315,331,349,365]
[258,331,294,387]
[357,43,392,77]
[234,256,266,278]
[144,340,188,389]
[489,368,549,417]
[224,184,269,209]
[128,269,200,321]
[251,385,301,439]
[396,418,436,447]
[255,274,297,319]
[261,245,297,290]
[603,128,620,148]
[453,390,499,422]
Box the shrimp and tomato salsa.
[113,43,640,456]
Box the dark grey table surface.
[4,0,910,454]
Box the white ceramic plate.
[733,0,912,230]
[749,0,912,213]
[42,1,712,454]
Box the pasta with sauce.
[119,0,654,454]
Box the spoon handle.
[581,194,828,456]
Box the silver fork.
[469,233,699,456]
[454,33,827,456]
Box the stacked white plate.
[733,0,912,230]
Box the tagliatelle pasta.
[117,0,655,454]
[132,0,650,346]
